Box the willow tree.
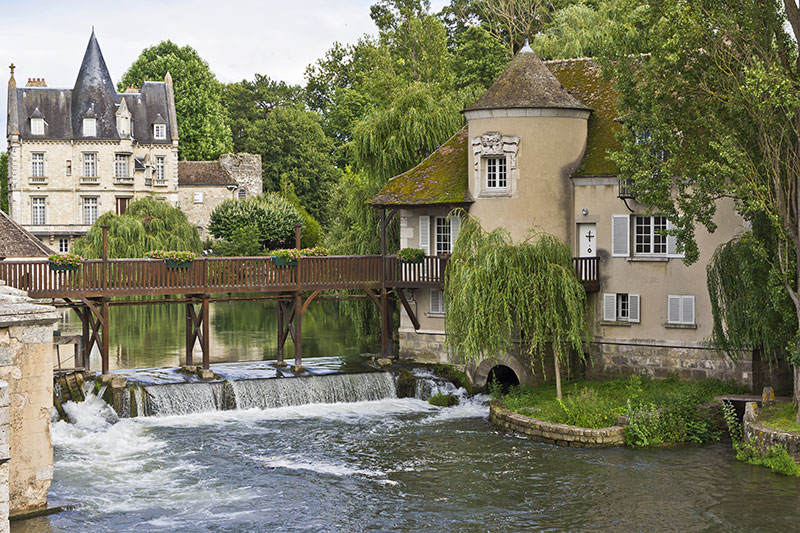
[445,215,587,398]
[74,197,201,258]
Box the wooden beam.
[300,290,321,315]
[201,296,210,370]
[395,289,421,330]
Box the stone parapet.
[490,400,625,447]
[743,402,800,463]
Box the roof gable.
[0,211,53,258]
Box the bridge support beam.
[185,296,210,370]
[293,292,303,372]
[78,297,110,375]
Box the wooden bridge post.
[293,292,303,371]
[80,308,90,371]
[100,298,110,375]
[201,295,210,370]
[276,298,286,366]
[185,302,194,367]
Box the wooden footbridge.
[0,238,599,375]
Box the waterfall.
[230,373,396,410]
[144,382,225,416]
[414,377,459,400]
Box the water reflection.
[57,299,378,370]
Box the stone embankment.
[489,400,625,447]
[743,402,800,463]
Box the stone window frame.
[153,124,166,140]
[82,152,97,178]
[82,196,99,225]
[31,152,45,177]
[114,154,130,179]
[58,238,69,253]
[31,196,46,226]
[154,156,166,182]
[472,132,520,198]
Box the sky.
[1,0,448,141]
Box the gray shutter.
[430,289,442,314]
[628,294,640,323]
[612,215,630,257]
[603,293,617,321]
[419,215,430,255]
[450,215,461,253]
[682,295,695,325]
[668,295,681,324]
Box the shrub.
[209,193,302,251]
[271,248,303,261]
[428,394,460,407]
[146,250,195,262]
[48,253,82,266]
[398,248,425,262]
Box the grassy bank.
[497,375,745,446]
[759,403,800,433]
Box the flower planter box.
[400,257,424,264]
[49,262,79,272]
[165,259,193,268]
[272,256,298,267]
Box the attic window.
[31,118,45,135]
[83,118,96,137]
[117,116,130,136]
[154,124,166,140]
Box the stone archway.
[469,353,533,389]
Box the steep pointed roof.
[463,46,589,112]
[71,30,118,139]
[7,67,19,136]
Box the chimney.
[25,77,47,87]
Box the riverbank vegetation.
[496,375,744,445]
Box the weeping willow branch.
[444,213,587,397]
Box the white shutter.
[603,293,617,321]
[612,215,630,257]
[667,220,684,257]
[430,289,443,314]
[682,295,695,324]
[419,215,430,255]
[450,215,461,252]
[668,295,681,324]
[628,294,640,323]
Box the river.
[12,301,800,531]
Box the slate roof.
[9,31,174,144]
[463,45,589,113]
[369,128,472,207]
[178,161,238,187]
[0,211,53,258]
[371,58,621,207]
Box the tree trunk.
[554,353,563,400]
[795,364,800,423]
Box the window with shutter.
[667,295,695,325]
[419,216,430,255]
[430,289,444,314]
[450,215,461,252]
[628,294,640,323]
[603,293,617,321]
[612,215,630,257]
[604,292,640,323]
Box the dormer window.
[83,118,96,137]
[31,118,45,135]
[117,116,130,136]
[153,124,166,140]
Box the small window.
[31,118,44,135]
[155,156,166,181]
[435,216,451,255]
[485,156,507,189]
[635,215,667,255]
[31,197,46,225]
[83,118,96,137]
[31,153,44,177]
[117,116,129,136]
[83,197,98,225]
[430,289,445,315]
[667,295,695,325]
[603,293,640,323]
[193,192,204,204]
[115,154,129,179]
[83,153,96,177]
[153,124,166,140]
[66,160,72,176]
[238,189,246,199]
[58,238,69,253]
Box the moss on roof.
[464,49,588,112]
[370,128,472,207]
[547,58,621,177]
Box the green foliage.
[428,393,460,407]
[398,248,425,262]
[758,403,800,434]
[210,225,266,257]
[0,152,7,212]
[445,214,587,374]
[208,193,302,253]
[722,401,800,477]
[48,253,82,266]
[279,176,322,248]
[119,41,232,160]
[145,250,195,262]
[707,229,796,364]
[73,197,201,258]
[453,25,509,90]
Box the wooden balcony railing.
[573,257,600,292]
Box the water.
[14,374,800,532]
[55,299,377,371]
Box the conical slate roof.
[463,45,589,112]
[71,30,118,139]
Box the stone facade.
[0,282,57,516]
[0,382,9,533]
[490,400,625,447]
[219,153,262,197]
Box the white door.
[578,223,597,258]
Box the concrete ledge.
[489,400,625,447]
[743,402,800,462]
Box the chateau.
[5,31,260,249]
[372,44,781,389]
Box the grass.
[759,403,800,433]
[500,375,745,433]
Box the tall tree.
[119,41,233,160]
[604,0,800,410]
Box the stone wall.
[0,282,58,516]
[0,382,10,533]
[490,400,625,447]
[587,341,753,387]
[177,186,235,240]
[220,153,262,197]
[743,402,800,463]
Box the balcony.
[80,176,99,185]
[152,179,168,187]
[114,176,134,186]
[28,176,47,185]
[573,257,600,292]
[618,178,635,199]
